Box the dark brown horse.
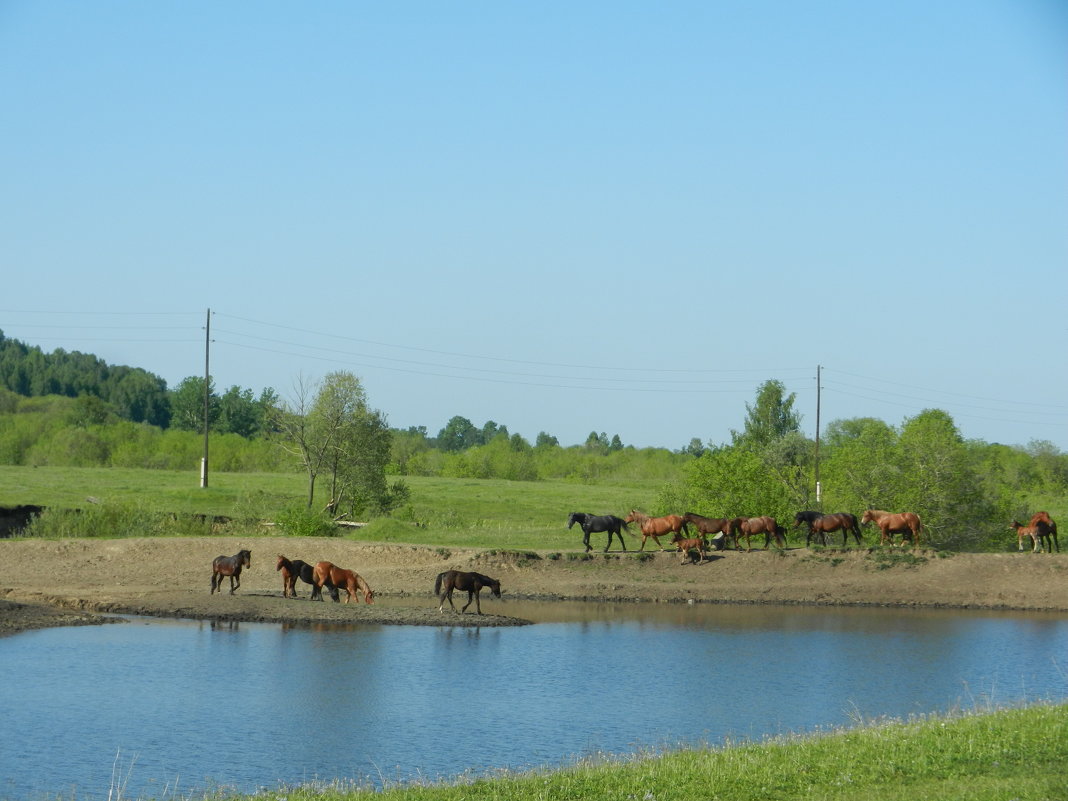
[313,561,374,604]
[862,510,922,547]
[737,516,786,551]
[1029,511,1059,553]
[210,549,251,595]
[434,570,501,615]
[567,512,630,553]
[800,513,863,547]
[624,510,688,551]
[276,554,321,599]
[681,513,737,550]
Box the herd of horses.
[568,508,1060,560]
[209,550,503,615]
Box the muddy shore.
[1,536,1066,635]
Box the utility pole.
[814,364,822,504]
[201,308,211,488]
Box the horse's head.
[275,554,286,571]
[240,549,252,567]
[364,588,375,604]
[860,510,876,525]
[490,580,502,599]
[566,513,582,529]
[624,509,643,524]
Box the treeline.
[656,381,1068,552]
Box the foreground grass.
[249,705,1067,801]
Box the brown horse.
[624,509,688,551]
[861,510,922,547]
[737,516,786,552]
[1029,511,1059,553]
[671,532,708,563]
[1009,521,1044,553]
[681,513,733,536]
[276,554,321,600]
[210,549,251,595]
[434,570,501,615]
[313,561,374,604]
[806,513,864,548]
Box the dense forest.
[0,332,1065,551]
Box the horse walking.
[567,512,630,553]
[861,510,922,547]
[276,554,321,599]
[737,516,786,552]
[210,549,251,595]
[671,531,709,563]
[795,512,863,547]
[623,510,688,551]
[313,561,374,604]
[434,570,501,615]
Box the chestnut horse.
[313,561,374,604]
[1029,511,1059,553]
[276,554,321,600]
[624,510,688,551]
[434,570,501,615]
[210,549,251,595]
[671,532,708,563]
[737,516,786,551]
[861,510,922,547]
[1009,521,1044,553]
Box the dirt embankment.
[1,537,1066,635]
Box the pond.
[2,601,1066,801]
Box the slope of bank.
[1,536,1066,634]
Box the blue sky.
[1,1,1065,449]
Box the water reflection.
[1,604,1065,801]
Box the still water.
[2,601,1066,801]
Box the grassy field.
[238,704,1067,801]
[0,465,664,551]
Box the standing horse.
[567,512,630,553]
[737,516,786,551]
[671,532,709,563]
[1029,511,1059,553]
[210,549,251,595]
[276,554,321,599]
[313,561,374,604]
[802,513,864,547]
[861,510,922,547]
[1009,521,1044,553]
[624,510,688,551]
[434,570,501,615]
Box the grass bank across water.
[245,704,1067,801]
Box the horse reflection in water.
[435,570,502,615]
[210,549,251,595]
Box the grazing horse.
[737,516,786,551]
[1009,521,1044,553]
[567,512,630,553]
[434,570,501,615]
[624,510,689,551]
[275,554,321,600]
[801,513,864,547]
[210,549,251,595]
[1029,511,1059,553]
[312,561,374,604]
[861,510,922,547]
[671,532,708,563]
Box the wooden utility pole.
[201,308,211,488]
[814,364,822,504]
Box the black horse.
[793,511,863,547]
[434,570,502,615]
[567,512,631,553]
[210,549,251,595]
[275,554,322,600]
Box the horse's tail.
[434,571,446,595]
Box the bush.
[273,506,338,537]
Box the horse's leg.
[461,590,474,614]
[584,529,592,553]
[210,571,218,594]
[230,573,240,595]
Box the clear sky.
[1,1,1065,450]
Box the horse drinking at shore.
[737,516,786,552]
[276,554,321,599]
[313,561,374,604]
[1029,511,1059,553]
[434,570,502,615]
[567,512,630,553]
[210,549,251,595]
[624,510,688,551]
[861,510,922,547]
